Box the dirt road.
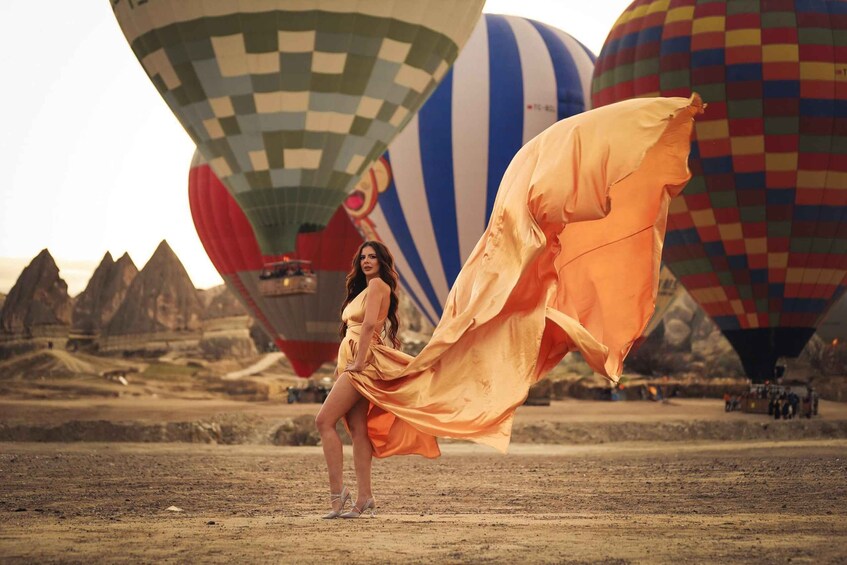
[2,440,845,564]
[3,398,846,446]
[3,397,846,426]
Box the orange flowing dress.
[337,95,704,458]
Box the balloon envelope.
[592,0,847,381]
[189,152,362,377]
[112,0,484,255]
[344,14,596,325]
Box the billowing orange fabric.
[337,95,704,457]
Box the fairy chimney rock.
[72,251,139,334]
[0,249,71,335]
[200,284,248,319]
[103,241,204,336]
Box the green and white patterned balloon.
[111,0,484,254]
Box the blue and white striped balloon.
[344,14,596,325]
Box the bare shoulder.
[367,277,390,295]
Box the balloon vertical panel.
[591,0,847,381]
[112,0,485,255]
[344,14,596,326]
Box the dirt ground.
[2,358,846,563]
[1,440,845,564]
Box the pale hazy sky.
[0,0,633,296]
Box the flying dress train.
[336,95,705,458]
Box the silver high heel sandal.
[340,497,376,518]
[322,486,351,519]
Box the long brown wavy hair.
[339,240,401,348]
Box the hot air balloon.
[344,14,597,325]
[113,0,484,255]
[592,0,847,382]
[188,151,362,377]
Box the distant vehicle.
[287,379,332,404]
[258,260,317,297]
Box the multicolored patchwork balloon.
[592,0,847,381]
[188,151,362,378]
[113,0,484,254]
[344,14,596,325]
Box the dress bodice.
[342,289,387,340]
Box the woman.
[315,240,405,518]
[316,95,705,519]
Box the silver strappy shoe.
[339,497,376,518]
[321,486,351,519]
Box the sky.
[0,0,633,296]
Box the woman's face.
[359,245,379,278]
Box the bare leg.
[345,395,374,507]
[315,373,363,509]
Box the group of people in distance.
[768,388,816,420]
[728,384,819,419]
[259,262,311,280]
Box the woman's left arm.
[346,279,388,372]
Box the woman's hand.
[345,362,365,373]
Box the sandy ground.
[2,365,846,563]
[1,440,845,564]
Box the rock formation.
[103,241,204,336]
[198,285,282,356]
[397,290,434,355]
[72,252,138,334]
[199,327,257,359]
[197,284,255,358]
[398,290,433,335]
[817,292,847,342]
[625,292,745,378]
[0,249,71,336]
[199,285,248,319]
[0,293,5,312]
